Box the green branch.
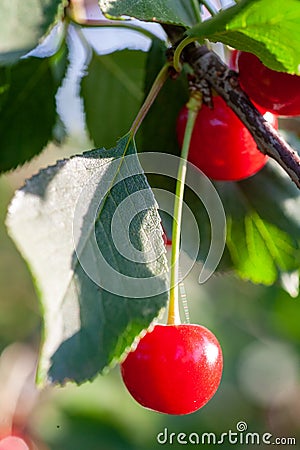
[130,63,170,136]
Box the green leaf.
[217,161,300,285]
[188,0,300,74]
[6,134,169,385]
[99,0,199,27]
[0,0,65,65]
[81,50,146,149]
[0,57,56,172]
[0,50,67,173]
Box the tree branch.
[182,43,300,189]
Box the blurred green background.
[0,137,299,449]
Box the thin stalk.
[67,15,161,42]
[191,0,202,22]
[167,96,201,325]
[173,37,196,72]
[130,63,170,136]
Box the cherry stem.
[167,94,202,325]
[173,37,196,73]
[66,12,160,42]
[191,0,202,22]
[130,63,170,137]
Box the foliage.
[82,50,146,148]
[99,0,199,27]
[188,0,300,73]
[6,135,168,384]
[0,0,65,64]
[0,50,66,172]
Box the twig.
[182,43,300,189]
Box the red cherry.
[0,436,29,450]
[237,51,300,116]
[162,227,172,246]
[121,324,223,415]
[176,96,277,181]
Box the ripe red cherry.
[237,51,300,116]
[121,324,223,415]
[162,227,172,246]
[176,96,277,181]
[0,436,29,450]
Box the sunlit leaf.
[99,0,199,27]
[6,134,169,384]
[188,0,300,73]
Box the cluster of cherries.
[177,50,300,181]
[120,51,300,416]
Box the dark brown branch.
[182,43,300,189]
